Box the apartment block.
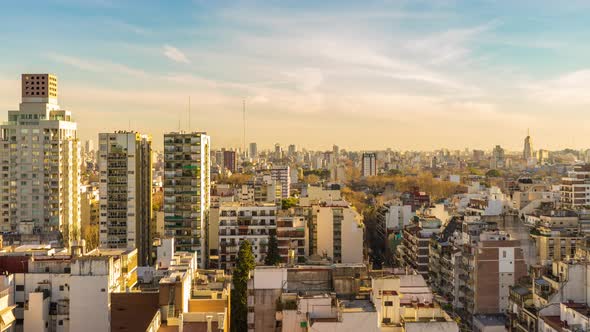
[361,152,377,177]
[312,201,364,264]
[0,74,80,246]
[560,164,590,208]
[276,215,308,264]
[218,203,277,271]
[164,132,211,268]
[271,165,291,198]
[98,131,153,265]
[457,231,527,327]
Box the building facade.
[218,203,277,271]
[0,74,80,246]
[163,132,211,267]
[98,132,153,265]
[361,152,377,177]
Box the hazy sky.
[1,0,590,151]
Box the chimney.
[206,315,213,332]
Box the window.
[59,285,64,291]
[384,301,393,307]
[58,320,63,326]
[15,285,24,291]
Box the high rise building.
[271,165,291,198]
[0,74,80,246]
[85,139,94,154]
[223,150,236,173]
[249,142,258,159]
[274,143,282,160]
[361,152,377,177]
[491,145,505,169]
[332,144,339,158]
[287,144,296,156]
[523,129,533,160]
[98,132,153,265]
[163,132,211,267]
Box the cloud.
[163,45,190,64]
[47,53,148,78]
[523,70,590,104]
[282,68,324,92]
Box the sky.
[1,0,590,151]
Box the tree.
[281,198,298,210]
[486,169,502,178]
[264,233,281,266]
[230,241,255,332]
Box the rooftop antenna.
[243,99,246,157]
[188,96,191,132]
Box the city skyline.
[2,1,590,150]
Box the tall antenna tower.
[188,96,191,132]
[243,99,246,158]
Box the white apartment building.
[362,152,377,177]
[98,132,152,266]
[313,201,364,264]
[163,132,211,268]
[0,74,80,246]
[218,203,277,271]
[12,248,137,332]
[560,164,590,208]
[271,166,290,198]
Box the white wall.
[69,275,110,332]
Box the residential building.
[0,74,80,246]
[395,216,441,278]
[223,150,236,173]
[312,201,364,264]
[362,152,377,177]
[560,164,590,209]
[271,165,290,198]
[249,142,258,159]
[217,203,277,271]
[276,214,308,264]
[457,231,527,326]
[163,132,211,268]
[98,131,153,266]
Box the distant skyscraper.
[223,150,237,173]
[249,142,258,159]
[163,132,211,267]
[523,129,533,160]
[85,139,94,154]
[274,143,282,159]
[491,145,505,169]
[98,131,153,265]
[288,144,296,156]
[0,74,80,245]
[362,152,377,177]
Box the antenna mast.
[243,99,246,158]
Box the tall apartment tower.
[362,152,377,177]
[271,165,291,198]
[523,129,533,160]
[164,132,211,267]
[249,142,258,159]
[0,74,80,246]
[223,150,236,173]
[98,132,153,265]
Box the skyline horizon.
[2,1,590,151]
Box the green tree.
[230,241,256,332]
[486,169,502,177]
[281,198,299,210]
[264,233,281,266]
